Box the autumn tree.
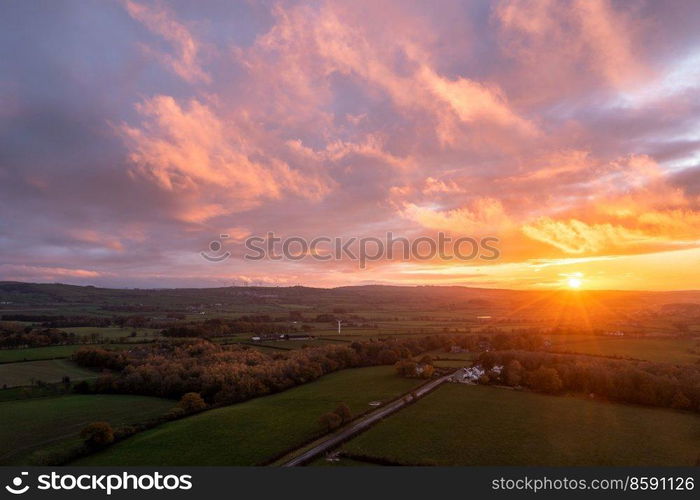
[670,391,692,410]
[476,350,700,413]
[504,360,523,386]
[395,359,417,378]
[528,366,563,394]
[379,349,399,365]
[333,403,352,423]
[72,336,453,406]
[178,392,207,413]
[80,422,114,447]
[318,412,342,432]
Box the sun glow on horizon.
[567,277,583,289]
[562,272,584,289]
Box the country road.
[280,369,460,467]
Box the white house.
[451,366,485,384]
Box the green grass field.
[251,338,349,350]
[0,344,131,363]
[75,366,424,466]
[0,394,173,465]
[0,359,99,388]
[428,348,475,360]
[549,336,699,364]
[433,359,471,368]
[339,384,700,466]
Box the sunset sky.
[1,0,699,290]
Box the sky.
[1,0,699,290]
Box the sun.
[567,277,582,289]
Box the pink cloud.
[124,0,211,84]
[120,95,333,222]
[3,0,700,289]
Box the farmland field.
[0,359,99,388]
[242,338,349,350]
[0,344,131,363]
[433,359,471,368]
[549,336,699,364]
[61,327,160,340]
[1,282,699,468]
[75,366,424,466]
[338,384,700,466]
[427,348,474,360]
[0,394,173,464]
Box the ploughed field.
[74,366,423,466]
[335,384,700,466]
[0,395,173,465]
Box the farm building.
[450,364,503,384]
[249,334,315,341]
[451,366,485,384]
[281,334,315,341]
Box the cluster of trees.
[72,336,448,406]
[160,314,365,336]
[72,347,128,371]
[1,312,184,332]
[177,392,207,413]
[318,403,352,431]
[80,422,114,448]
[395,355,436,379]
[0,322,79,348]
[478,350,700,412]
[442,333,546,353]
[101,305,163,313]
[68,391,208,464]
[489,333,546,351]
[160,318,298,338]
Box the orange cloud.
[496,0,648,89]
[120,95,332,222]
[68,229,124,252]
[401,198,513,234]
[522,217,657,254]
[419,65,537,137]
[506,150,594,181]
[574,0,648,88]
[0,265,105,280]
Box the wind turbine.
[336,319,343,335]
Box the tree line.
[160,318,298,338]
[72,335,448,406]
[478,350,700,413]
[0,322,79,348]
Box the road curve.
[281,370,460,467]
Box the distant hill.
[0,281,698,311]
